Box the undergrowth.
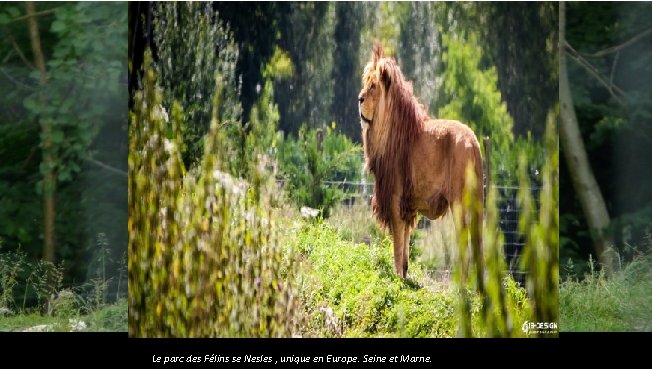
[286,221,530,337]
[560,253,652,332]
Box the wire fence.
[323,179,541,285]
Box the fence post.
[483,136,492,190]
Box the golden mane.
[364,44,428,229]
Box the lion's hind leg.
[403,223,411,278]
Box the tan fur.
[358,42,484,279]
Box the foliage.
[436,31,549,185]
[290,221,530,337]
[214,2,289,123]
[274,2,335,133]
[438,33,514,154]
[0,298,127,332]
[278,123,362,218]
[21,2,126,188]
[0,1,127,300]
[451,119,558,337]
[0,244,126,332]
[561,3,652,267]
[152,2,242,167]
[128,52,299,337]
[518,118,560,333]
[225,49,290,181]
[561,253,652,332]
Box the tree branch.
[0,67,35,90]
[564,41,626,105]
[609,51,619,96]
[583,26,652,58]
[12,38,36,70]
[7,7,59,23]
[86,158,127,177]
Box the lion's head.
[358,42,392,127]
[358,42,429,230]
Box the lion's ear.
[379,62,391,89]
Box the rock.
[69,319,87,331]
[301,207,320,219]
[22,324,52,332]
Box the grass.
[0,298,127,332]
[0,239,128,332]
[285,220,531,337]
[328,202,458,273]
[560,254,652,332]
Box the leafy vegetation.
[561,2,652,275]
[0,238,126,332]
[127,3,558,337]
[1,2,126,329]
[561,253,652,332]
[278,124,362,217]
[152,2,241,167]
[128,52,299,337]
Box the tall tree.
[483,3,558,138]
[397,2,440,114]
[275,2,335,134]
[559,2,617,274]
[2,2,127,287]
[331,2,362,141]
[25,1,55,262]
[213,2,289,124]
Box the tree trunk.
[559,2,617,275]
[26,1,56,263]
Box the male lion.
[358,42,484,285]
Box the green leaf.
[58,170,71,182]
[39,162,52,176]
[51,130,65,144]
[23,96,38,113]
[6,6,20,18]
[0,13,10,25]
[51,20,66,33]
[48,59,62,68]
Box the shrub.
[128,51,299,337]
[278,123,362,217]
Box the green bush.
[278,123,362,217]
[153,2,242,167]
[128,51,299,337]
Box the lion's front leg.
[390,196,407,278]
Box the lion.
[358,42,484,288]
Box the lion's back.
[423,119,481,150]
